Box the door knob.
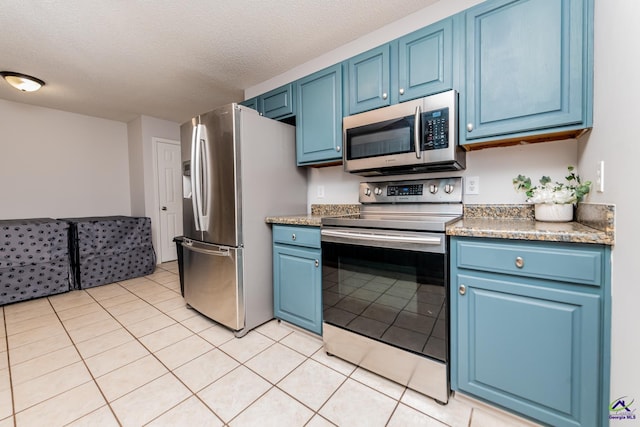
[161,206,167,211]
[459,284,466,295]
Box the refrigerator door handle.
[198,125,210,231]
[190,124,202,231]
[181,239,231,257]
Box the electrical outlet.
[596,161,604,193]
[317,185,325,198]
[465,176,479,195]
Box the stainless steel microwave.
[343,89,465,176]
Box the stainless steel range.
[321,177,463,404]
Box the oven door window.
[345,115,416,160]
[322,241,447,363]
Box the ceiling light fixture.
[0,71,45,92]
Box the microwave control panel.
[422,107,449,150]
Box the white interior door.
[156,140,182,262]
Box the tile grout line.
[10,271,179,425]
[46,291,123,427]
[6,262,457,427]
[4,269,184,424]
[219,331,322,426]
[86,271,235,425]
[2,307,17,427]
[83,276,199,426]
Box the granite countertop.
[448,204,615,245]
[266,203,615,245]
[265,204,360,227]
[265,213,324,227]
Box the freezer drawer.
[181,239,243,331]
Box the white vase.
[534,203,574,222]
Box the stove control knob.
[444,184,454,194]
[429,184,438,194]
[364,188,371,197]
[375,187,383,196]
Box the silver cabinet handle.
[315,260,319,267]
[291,234,296,241]
[459,284,466,295]
[467,123,474,132]
[382,92,388,100]
[399,88,405,95]
[515,256,524,268]
[336,146,341,152]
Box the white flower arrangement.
[513,166,591,205]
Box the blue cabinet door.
[347,44,392,114]
[454,272,600,426]
[240,97,258,111]
[398,17,454,103]
[463,0,591,143]
[296,64,343,165]
[259,84,295,120]
[273,243,322,334]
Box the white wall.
[127,116,145,216]
[306,140,578,206]
[0,99,130,219]
[126,115,180,262]
[246,0,640,414]
[581,0,640,414]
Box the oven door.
[321,227,448,363]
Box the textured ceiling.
[0,0,438,124]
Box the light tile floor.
[0,261,538,427]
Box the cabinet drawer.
[455,239,603,286]
[273,225,321,248]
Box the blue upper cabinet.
[296,64,343,166]
[462,0,593,145]
[397,17,454,103]
[259,83,295,120]
[347,44,392,115]
[345,17,456,116]
[239,97,258,111]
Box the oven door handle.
[321,229,442,245]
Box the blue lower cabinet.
[272,225,322,334]
[451,237,610,427]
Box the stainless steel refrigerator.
[179,103,307,337]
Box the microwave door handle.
[414,105,421,159]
